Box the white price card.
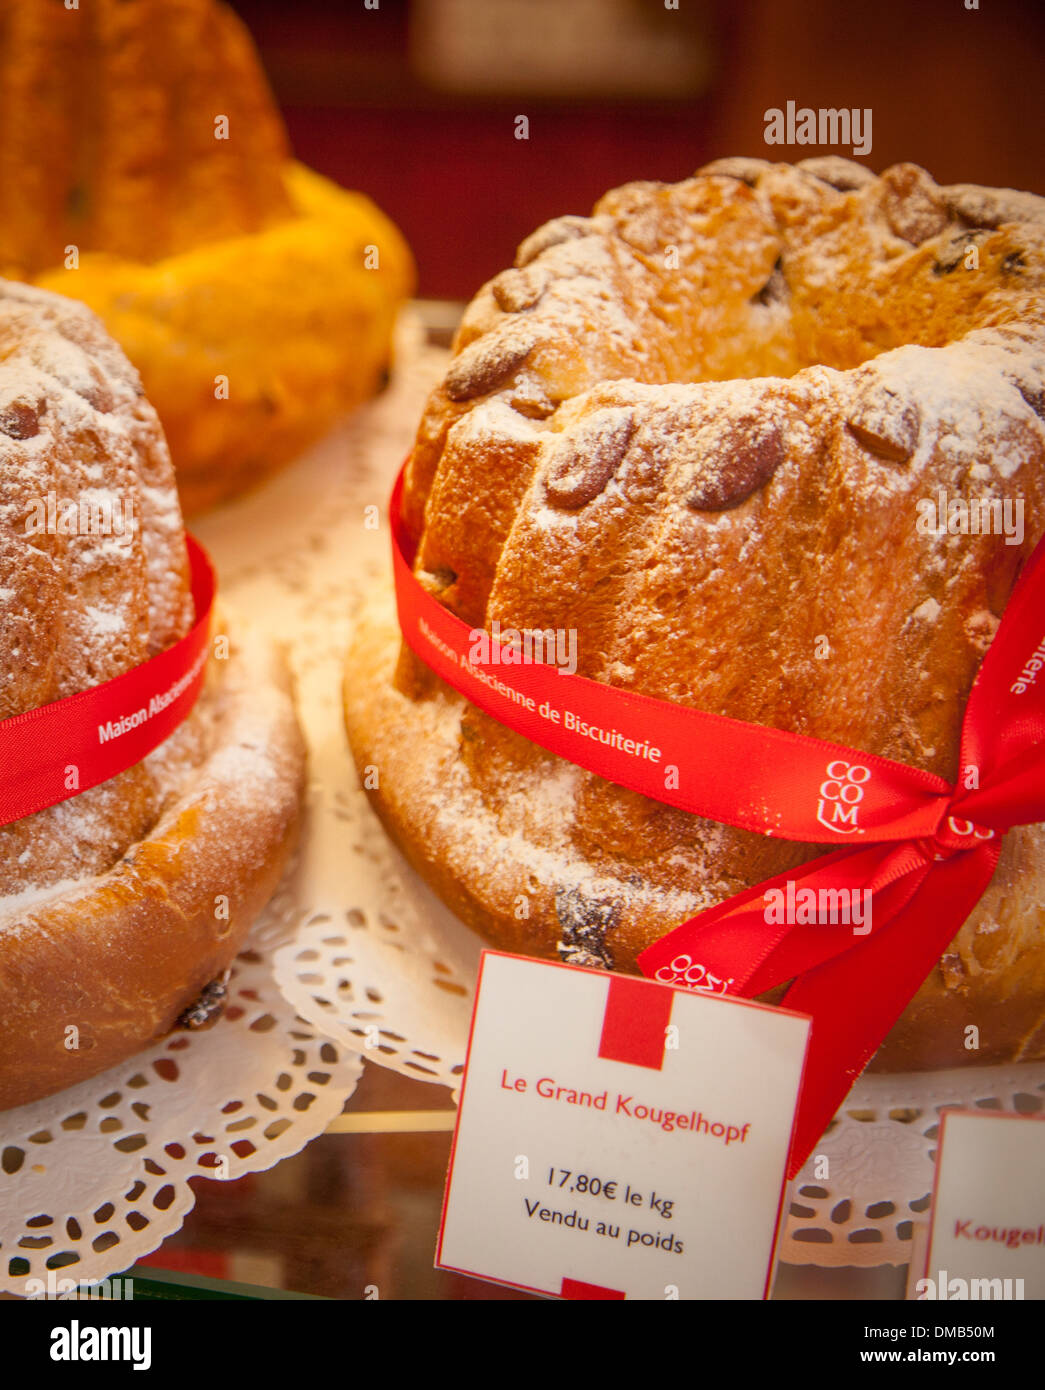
[436,951,811,1300]
[920,1109,1045,1300]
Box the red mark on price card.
[598,975,673,1071]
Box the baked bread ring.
[0,619,306,1110]
[345,160,1045,1072]
[0,279,306,1109]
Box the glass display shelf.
[120,1062,907,1302]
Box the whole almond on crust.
[847,380,921,462]
[0,400,41,438]
[796,156,875,191]
[697,156,771,186]
[491,267,547,313]
[444,329,538,402]
[544,408,636,509]
[687,421,785,511]
[515,215,595,268]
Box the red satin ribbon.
[0,536,215,827]
[390,466,1045,1175]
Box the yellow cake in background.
[0,0,414,513]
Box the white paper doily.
[780,1062,1045,1267]
[0,867,363,1295]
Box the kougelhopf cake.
[344,159,1045,1072]
[0,0,291,276]
[0,279,306,1110]
[1,0,413,515]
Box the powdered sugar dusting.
[0,278,192,903]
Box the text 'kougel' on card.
[436,951,811,1299]
[920,1109,1045,1301]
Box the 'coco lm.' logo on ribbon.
[389,465,1045,1176]
[0,537,215,828]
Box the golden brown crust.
[346,161,1045,1072]
[0,618,306,1111]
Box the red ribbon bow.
[391,466,1045,1175]
[641,534,1045,1171]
